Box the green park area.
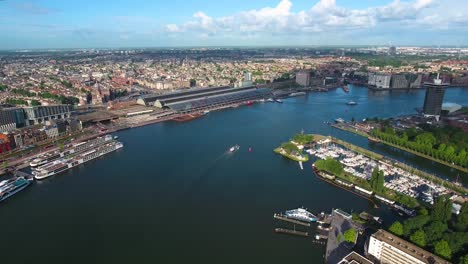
[273,133,314,162]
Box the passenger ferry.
[285,208,317,222]
[0,177,33,202]
[30,135,113,168]
[34,141,123,180]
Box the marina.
[308,138,453,205]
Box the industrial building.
[423,77,449,117]
[0,107,27,132]
[137,86,271,113]
[367,230,449,264]
[0,105,74,133]
[23,105,74,126]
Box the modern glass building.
[422,78,449,117]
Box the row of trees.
[388,197,468,262]
[8,88,79,105]
[38,92,79,105]
[371,127,468,168]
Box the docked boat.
[289,92,306,97]
[368,137,381,143]
[267,98,274,102]
[347,101,357,105]
[0,177,33,202]
[275,99,283,103]
[391,203,416,217]
[229,145,240,153]
[334,118,345,123]
[30,135,114,168]
[172,113,203,122]
[203,110,210,115]
[34,141,123,180]
[285,208,317,222]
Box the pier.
[13,170,33,178]
[274,228,308,237]
[274,213,310,227]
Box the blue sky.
[0,0,467,49]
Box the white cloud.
[164,0,468,39]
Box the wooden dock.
[274,228,308,237]
[273,214,311,227]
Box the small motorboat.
[248,147,252,152]
[347,101,357,105]
[229,145,240,153]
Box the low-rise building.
[338,251,373,264]
[367,229,450,264]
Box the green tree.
[418,207,429,216]
[403,215,430,236]
[432,196,453,223]
[434,240,452,259]
[459,255,468,264]
[343,228,357,243]
[442,232,468,255]
[30,99,41,106]
[455,203,468,231]
[389,221,404,236]
[410,229,426,247]
[424,221,447,244]
[369,167,384,193]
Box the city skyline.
[1,0,468,49]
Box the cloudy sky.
[0,0,467,49]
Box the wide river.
[1,86,467,264]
